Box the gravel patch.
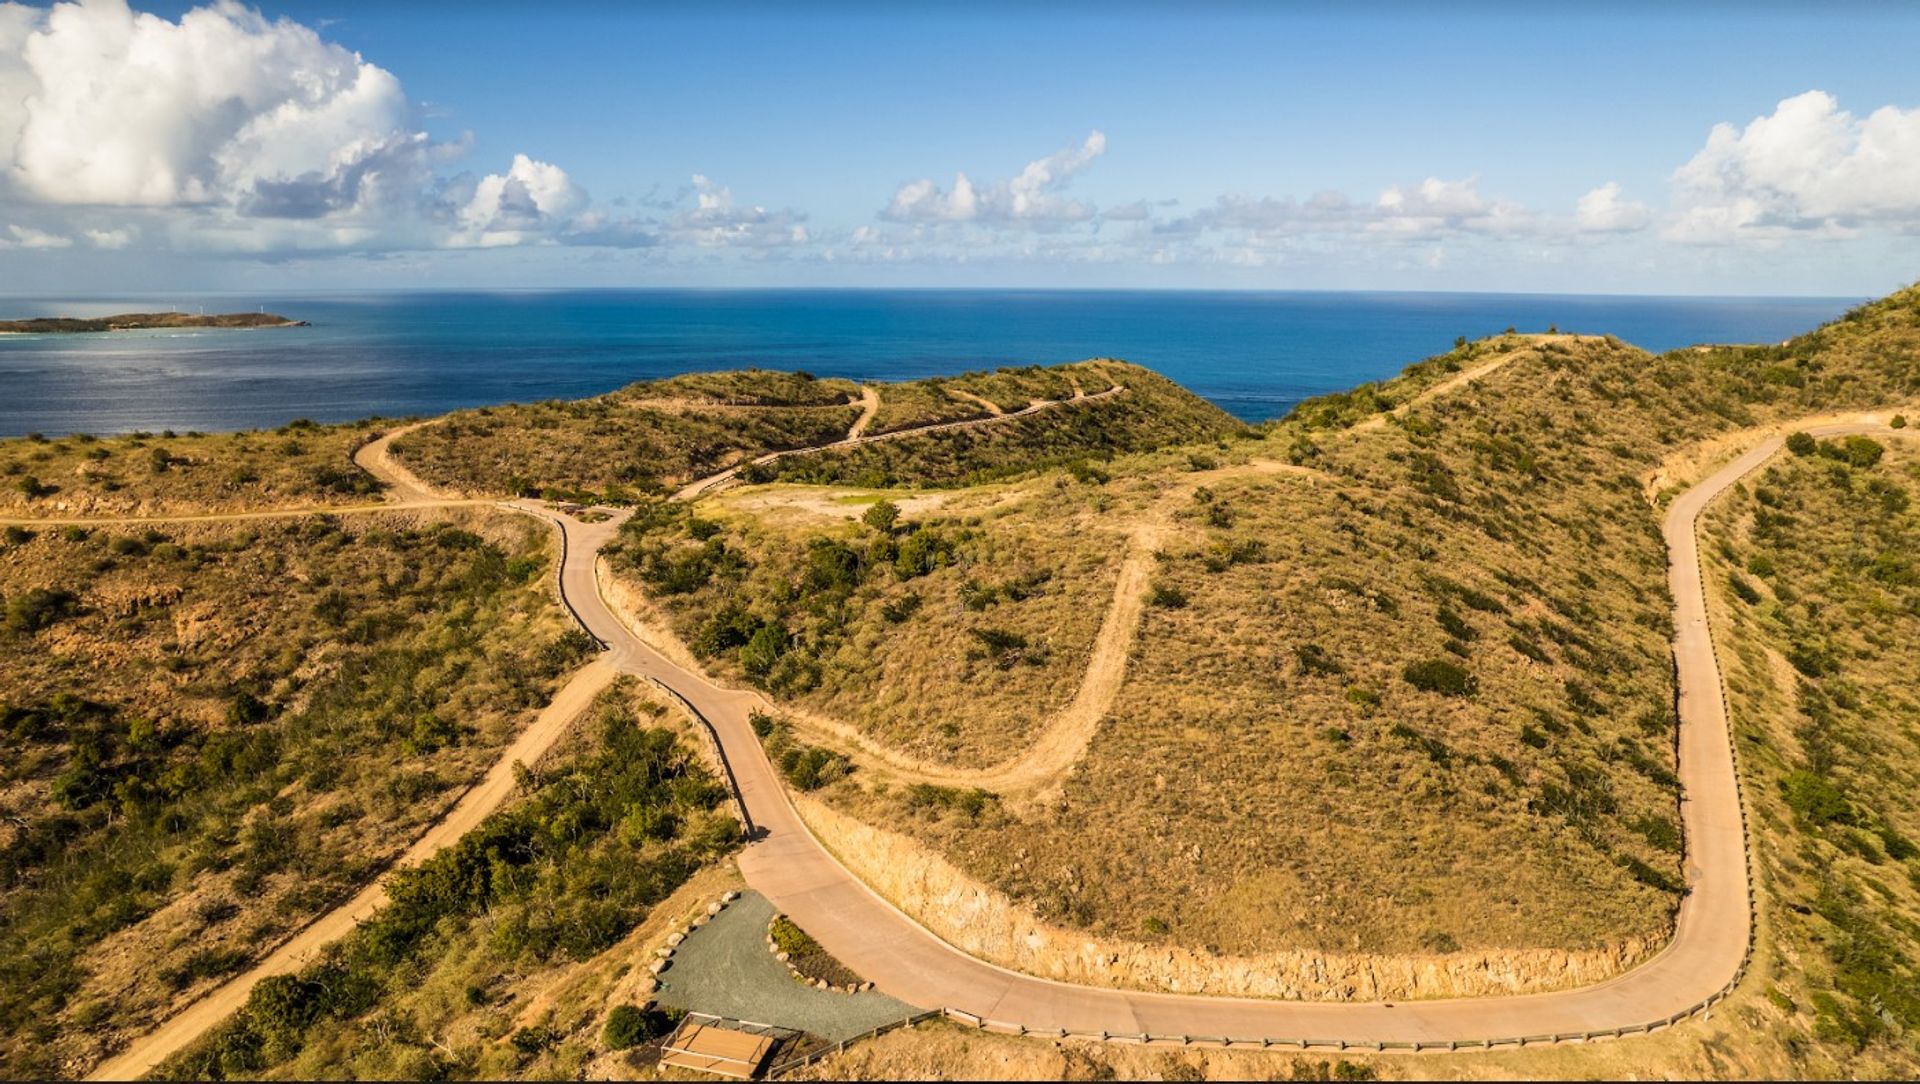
[652,890,920,1042]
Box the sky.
[1,0,1918,296]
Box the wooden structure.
[658,1013,789,1079]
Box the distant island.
[0,311,307,333]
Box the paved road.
[83,408,1909,1076]
[551,420,1902,1045]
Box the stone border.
[765,913,874,995]
[645,890,741,986]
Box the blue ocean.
[0,290,1861,437]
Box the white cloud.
[1,0,422,212]
[0,0,617,254]
[453,153,589,247]
[1575,182,1652,233]
[0,223,70,249]
[1371,176,1532,236]
[1667,90,1920,243]
[672,174,808,247]
[1169,177,1530,244]
[84,227,137,249]
[884,131,1107,228]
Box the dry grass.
[0,419,383,517]
[767,361,1247,489]
[718,287,1920,966]
[391,396,861,501]
[1696,439,1920,1071]
[608,479,1131,767]
[0,508,588,1078]
[868,380,994,435]
[614,368,860,406]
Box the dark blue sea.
[0,290,1861,437]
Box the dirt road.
[84,400,1907,1074]
[87,660,616,1080]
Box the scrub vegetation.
[1697,440,1920,1074]
[759,361,1247,488]
[606,486,1130,767]
[391,359,1244,501]
[390,393,861,504]
[715,289,1920,968]
[0,418,384,517]
[13,283,1920,1079]
[0,509,589,1079]
[155,681,739,1081]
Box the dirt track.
[73,393,1915,1074]
[85,660,616,1080]
[694,458,1328,794]
[672,384,1125,500]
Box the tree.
[740,622,788,677]
[1786,431,1818,457]
[861,499,900,533]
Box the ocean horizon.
[0,288,1864,438]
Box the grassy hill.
[0,419,386,517]
[11,285,1920,1077]
[155,680,737,1081]
[617,290,1920,1012]
[390,359,1246,501]
[0,510,588,1078]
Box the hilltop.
[6,287,1920,1079]
[0,312,307,333]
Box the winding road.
[62,403,1910,1077]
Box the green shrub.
[1403,659,1476,697]
[602,1003,666,1050]
[1293,643,1344,677]
[739,622,788,677]
[5,588,78,633]
[968,626,1034,669]
[1782,770,1852,826]
[879,593,922,623]
[903,783,996,819]
[1148,582,1188,608]
[510,1026,557,1055]
[769,914,821,957]
[861,499,900,533]
[1786,431,1818,457]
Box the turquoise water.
[0,290,1860,437]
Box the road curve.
[84,410,1903,1075]
[570,419,1907,1043]
[673,384,1125,500]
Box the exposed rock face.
[796,795,1669,1002]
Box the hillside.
[388,359,1245,502]
[155,680,738,1081]
[10,285,1920,1079]
[602,292,1920,1016]
[0,420,389,518]
[0,509,588,1078]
